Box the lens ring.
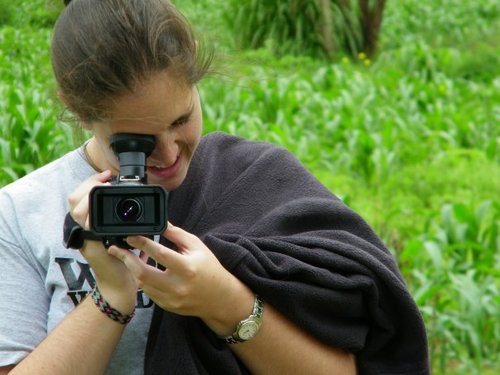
[115,198,143,222]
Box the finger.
[71,192,91,228]
[108,245,165,287]
[136,282,168,306]
[126,235,185,271]
[108,246,179,304]
[68,170,112,225]
[69,170,112,204]
[162,222,201,252]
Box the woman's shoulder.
[0,147,92,207]
[198,131,296,168]
[0,147,93,253]
[186,131,330,200]
[200,131,280,152]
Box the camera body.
[89,133,168,247]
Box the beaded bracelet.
[91,287,135,324]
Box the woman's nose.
[151,133,179,165]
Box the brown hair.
[52,0,212,122]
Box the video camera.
[89,133,168,249]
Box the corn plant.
[382,0,500,49]
[0,27,76,184]
[401,201,499,373]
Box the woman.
[0,0,429,374]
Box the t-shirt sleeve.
[0,193,49,366]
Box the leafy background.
[0,0,498,373]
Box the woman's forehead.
[105,72,196,122]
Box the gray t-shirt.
[0,146,154,374]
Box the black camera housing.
[89,133,168,247]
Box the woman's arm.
[230,302,356,374]
[8,296,128,375]
[2,171,138,374]
[202,274,356,374]
[112,223,357,375]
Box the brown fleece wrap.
[144,132,430,375]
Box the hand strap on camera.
[62,212,103,249]
[63,213,137,250]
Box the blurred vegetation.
[222,0,386,59]
[0,0,499,373]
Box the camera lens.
[116,198,142,222]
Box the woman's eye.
[172,115,190,127]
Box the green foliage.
[401,201,499,374]
[223,0,377,59]
[200,47,498,182]
[224,0,322,57]
[0,27,76,182]
[0,0,14,26]
[1,0,61,28]
[0,0,499,373]
[382,0,500,48]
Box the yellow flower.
[364,59,371,67]
[341,57,350,64]
[357,52,367,60]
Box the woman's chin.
[147,168,185,191]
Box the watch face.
[239,321,259,340]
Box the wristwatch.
[62,212,101,249]
[221,295,264,344]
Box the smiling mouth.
[147,156,181,178]
[149,157,178,170]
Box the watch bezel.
[237,320,260,340]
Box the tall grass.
[402,200,499,374]
[1,0,499,373]
[381,0,500,49]
[0,27,75,182]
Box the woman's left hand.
[107,223,255,336]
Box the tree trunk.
[317,0,336,58]
[359,0,386,57]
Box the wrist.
[93,281,136,316]
[91,287,136,324]
[203,279,256,336]
[219,294,264,344]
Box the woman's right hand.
[67,170,137,314]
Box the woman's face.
[85,71,202,191]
